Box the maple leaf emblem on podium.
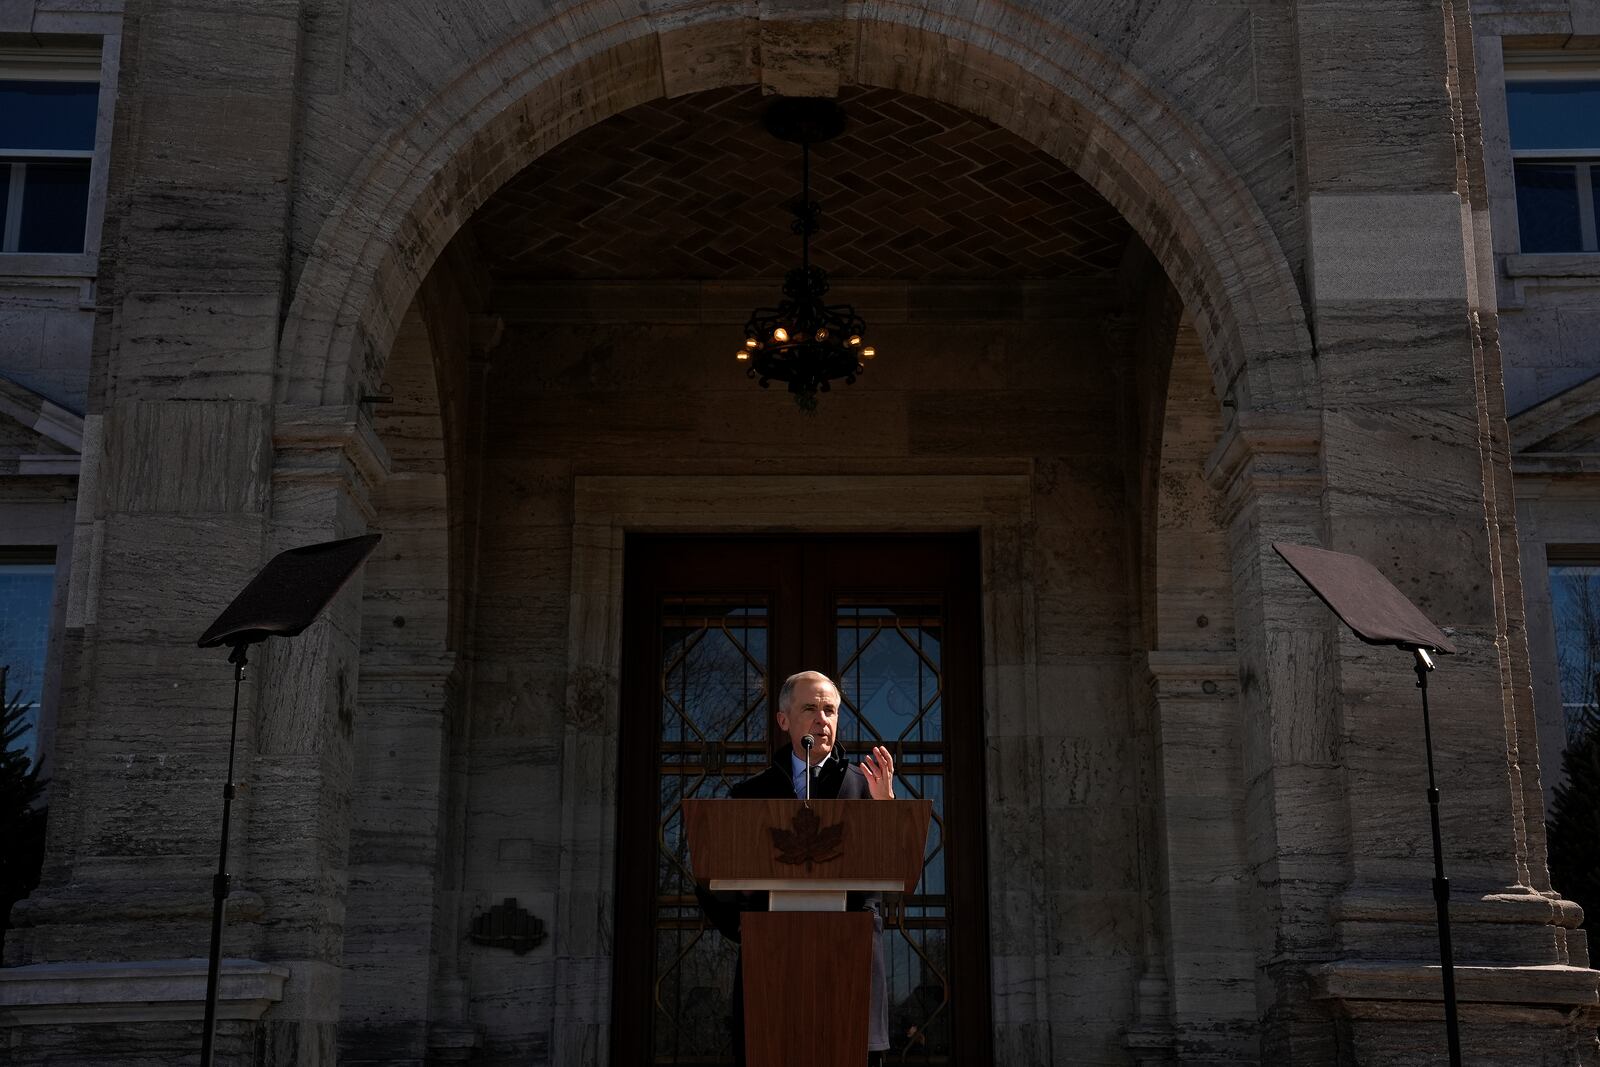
[770,804,845,871]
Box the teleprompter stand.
[1273,542,1462,1067]
[194,534,382,1066]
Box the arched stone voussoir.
[277,1,1317,416]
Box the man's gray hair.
[777,670,839,714]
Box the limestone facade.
[0,1,1598,1065]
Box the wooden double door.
[614,535,992,1065]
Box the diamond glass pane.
[836,597,951,1061]
[652,597,769,1064]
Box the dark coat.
[697,750,890,1058]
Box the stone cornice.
[1334,886,1584,929]
[1512,454,1600,477]
[1203,413,1322,525]
[355,653,461,704]
[0,958,288,1026]
[0,373,83,477]
[271,404,391,520]
[1510,371,1600,446]
[0,373,83,453]
[1310,960,1599,1009]
[1142,650,1239,700]
[573,473,1034,530]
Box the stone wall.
[1471,9,1600,817]
[4,1,1600,1064]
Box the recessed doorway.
[614,534,991,1066]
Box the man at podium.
[698,670,897,1065]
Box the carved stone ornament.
[770,804,845,871]
[469,898,548,955]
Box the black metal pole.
[201,643,248,1066]
[1414,647,1462,1067]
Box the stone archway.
[335,272,468,1064]
[392,78,1191,1062]
[275,5,1317,423]
[264,10,1322,1061]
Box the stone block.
[0,290,93,412]
[908,389,1112,457]
[1295,1,1457,192]
[116,183,292,292]
[0,957,288,1025]
[110,292,280,401]
[136,4,299,89]
[1308,193,1468,304]
[658,18,757,99]
[0,0,32,31]
[1321,406,1487,519]
[1312,299,1479,410]
[101,402,269,513]
[757,14,848,98]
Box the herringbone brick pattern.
[472,86,1131,280]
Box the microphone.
[802,735,814,802]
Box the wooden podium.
[683,798,931,1067]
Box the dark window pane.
[1508,80,1600,152]
[0,80,99,152]
[0,163,9,235]
[1515,162,1584,253]
[0,561,56,769]
[16,161,91,253]
[1551,564,1600,743]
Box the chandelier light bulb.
[745,338,759,349]
[736,351,749,361]
[862,347,876,359]
[848,335,862,347]
[772,326,789,343]
[815,328,828,340]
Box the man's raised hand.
[861,744,895,799]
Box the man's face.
[775,677,840,761]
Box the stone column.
[1284,0,1597,1057]
[252,406,387,1062]
[0,395,284,1064]
[334,287,462,1066]
[0,4,330,1060]
[338,653,458,1065]
[1206,415,1342,1063]
[1142,652,1258,1063]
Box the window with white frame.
[1505,61,1600,253]
[1550,555,1600,742]
[0,549,56,769]
[0,46,101,255]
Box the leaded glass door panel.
[615,536,989,1067]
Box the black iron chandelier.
[737,98,876,411]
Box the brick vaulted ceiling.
[470,86,1134,281]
